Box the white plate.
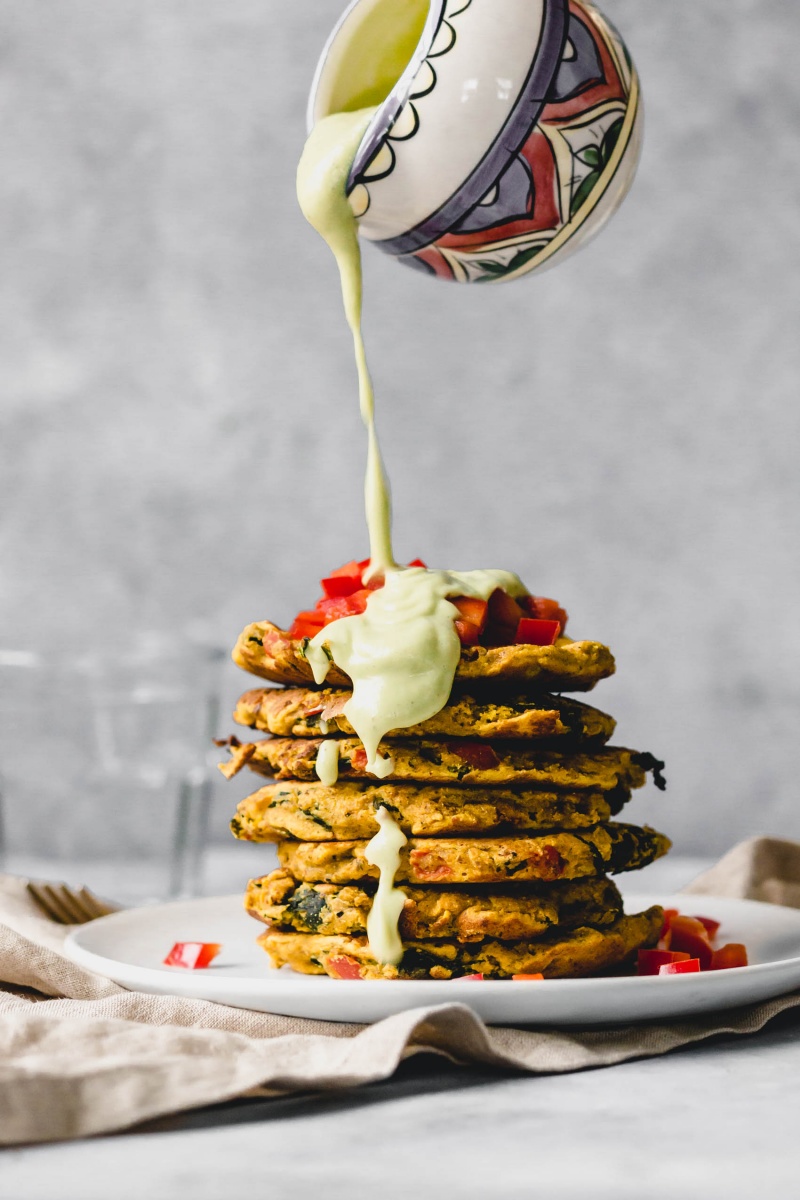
[65,892,800,1026]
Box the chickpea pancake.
[230,780,625,842]
[233,686,615,744]
[219,735,665,793]
[233,621,615,692]
[245,870,624,941]
[277,822,671,886]
[258,906,664,979]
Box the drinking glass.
[0,636,224,904]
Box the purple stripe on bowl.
[374,0,568,257]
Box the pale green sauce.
[314,738,340,786]
[297,107,529,964]
[305,568,526,777]
[364,805,408,966]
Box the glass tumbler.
[0,636,224,904]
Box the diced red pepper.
[512,973,545,981]
[667,916,713,969]
[326,559,366,579]
[451,742,500,770]
[710,943,749,971]
[458,973,485,981]
[485,589,526,643]
[659,958,701,975]
[515,618,561,646]
[351,747,369,772]
[407,558,427,569]
[316,588,371,622]
[660,908,680,939]
[289,612,325,640]
[163,942,222,970]
[521,595,569,632]
[452,597,489,632]
[637,949,690,976]
[452,596,488,646]
[454,619,481,646]
[320,574,361,598]
[692,915,721,940]
[327,955,364,980]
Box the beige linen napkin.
[2,836,799,1147]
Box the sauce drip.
[297,108,395,580]
[314,738,340,786]
[364,806,408,966]
[296,109,529,962]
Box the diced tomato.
[458,973,485,981]
[637,949,690,976]
[521,595,569,632]
[327,956,364,980]
[451,742,500,770]
[659,958,701,975]
[512,973,545,981]
[667,916,713,969]
[515,618,561,646]
[289,612,325,640]
[710,943,749,971]
[692,915,721,940]
[163,942,222,970]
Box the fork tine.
[43,883,88,924]
[75,886,118,919]
[26,882,72,924]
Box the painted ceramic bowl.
[308,0,642,283]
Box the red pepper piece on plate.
[512,973,545,981]
[458,973,485,981]
[515,618,561,646]
[667,916,714,969]
[659,908,680,940]
[327,955,364,980]
[710,943,749,970]
[163,942,222,970]
[637,949,690,976]
[659,958,701,975]
[692,915,721,941]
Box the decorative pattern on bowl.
[308,0,642,283]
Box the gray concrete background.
[1,0,799,855]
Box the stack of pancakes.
[221,618,670,979]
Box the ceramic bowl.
[308,0,642,283]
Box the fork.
[26,880,119,925]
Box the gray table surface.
[3,855,799,1200]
